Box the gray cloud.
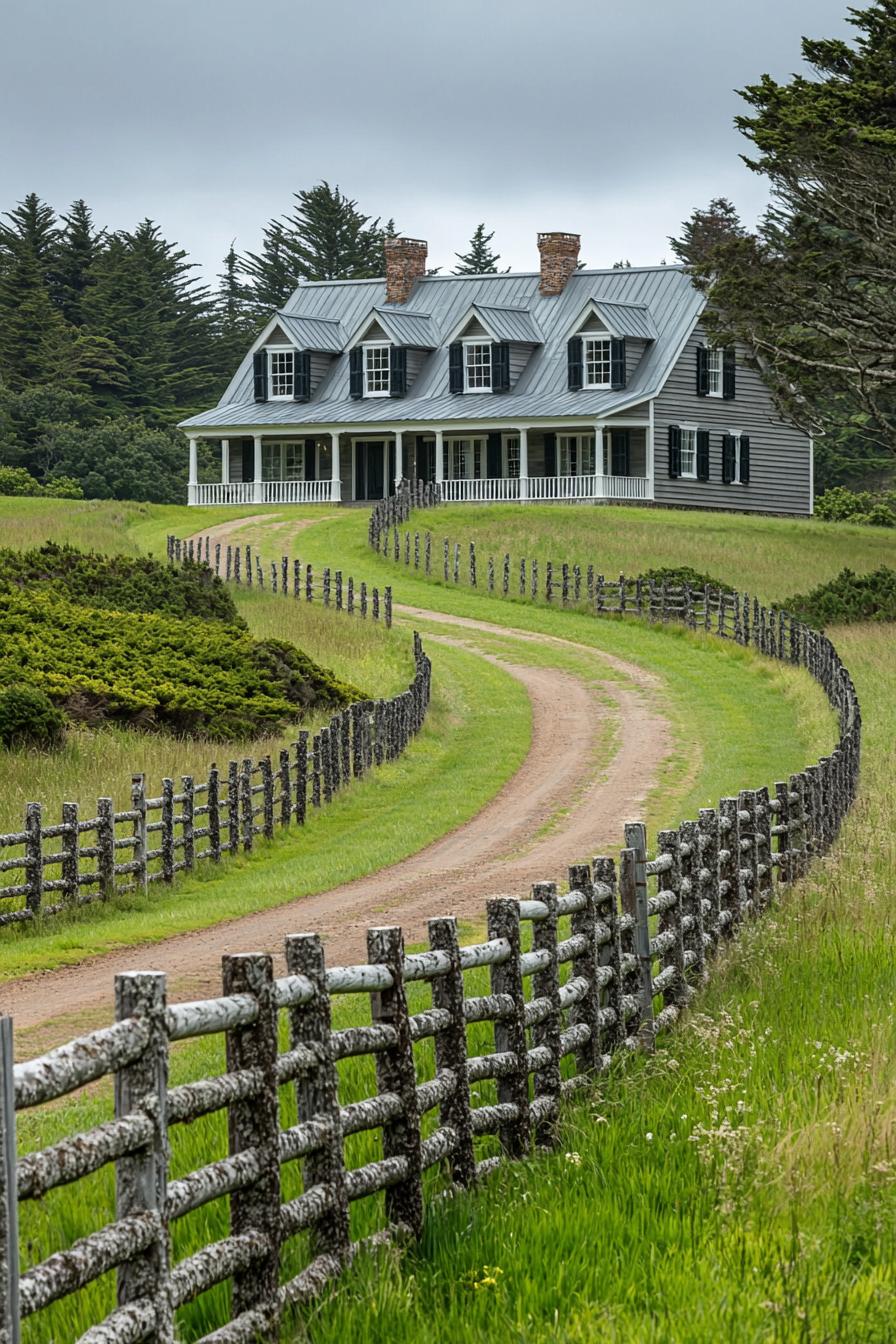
[1,0,852,278]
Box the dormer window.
[363,342,391,397]
[707,347,723,397]
[583,336,612,389]
[464,340,492,392]
[268,348,295,399]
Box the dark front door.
[416,437,435,484]
[355,440,386,501]
[241,439,254,481]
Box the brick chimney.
[537,231,581,296]
[384,237,428,305]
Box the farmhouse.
[180,232,813,513]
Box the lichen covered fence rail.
[0,634,431,931]
[0,635,860,1339]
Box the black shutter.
[739,434,750,483]
[610,337,626,390]
[696,428,710,481]
[721,433,735,485]
[610,430,630,476]
[486,432,502,479]
[544,431,557,477]
[389,345,407,398]
[241,439,254,482]
[448,342,464,393]
[567,336,583,391]
[668,424,681,479]
[696,345,709,397]
[253,350,267,403]
[294,350,311,402]
[304,437,316,481]
[492,342,510,392]
[723,347,736,399]
[349,347,363,399]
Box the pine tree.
[214,241,258,375]
[453,223,500,275]
[0,194,72,390]
[54,199,104,325]
[669,199,746,280]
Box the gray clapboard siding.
[508,342,535,388]
[653,323,812,515]
[405,348,428,393]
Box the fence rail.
[0,542,425,931]
[0,501,861,1341]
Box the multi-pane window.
[262,442,305,481]
[504,436,520,479]
[707,347,723,396]
[584,337,611,388]
[680,427,698,478]
[447,438,483,479]
[559,434,596,475]
[269,349,294,398]
[363,343,390,396]
[464,342,492,392]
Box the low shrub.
[0,465,84,499]
[0,591,366,740]
[780,566,896,627]
[638,565,735,594]
[0,686,66,750]
[815,486,896,527]
[0,543,243,626]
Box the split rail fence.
[0,543,428,931]
[0,518,860,1341]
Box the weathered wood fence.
[0,540,429,928]
[170,533,394,627]
[0,559,861,1341]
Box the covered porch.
[187,420,653,506]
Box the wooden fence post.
[367,926,424,1238]
[656,828,687,1015]
[312,734,322,809]
[545,560,553,602]
[698,807,720,952]
[755,785,774,909]
[373,587,380,622]
[718,797,741,933]
[486,897,530,1157]
[347,576,354,614]
[384,587,392,628]
[295,732,309,824]
[592,855,624,1057]
[568,863,600,1073]
[679,819,705,986]
[503,553,510,596]
[97,797,115,899]
[223,954,282,1339]
[240,760,253,852]
[519,557,526,597]
[335,571,343,610]
[279,750,291,829]
[114,971,173,1341]
[427,916,476,1188]
[425,533,431,576]
[181,776,195,873]
[620,827,654,1048]
[227,761,240,854]
[293,558,301,598]
[283,934,351,1263]
[61,802,79,907]
[561,563,569,606]
[306,564,314,602]
[161,777,175,881]
[443,538,449,582]
[774,780,791,885]
[24,801,43,916]
[0,1017,20,1344]
[530,881,561,1148]
[208,766,221,862]
[738,789,759,917]
[261,757,274,840]
[453,543,460,584]
[531,558,538,600]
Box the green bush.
[0,543,243,626]
[0,686,65,750]
[815,486,896,526]
[639,565,735,594]
[0,590,365,740]
[0,465,84,499]
[781,566,896,627]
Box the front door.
[355,440,388,501]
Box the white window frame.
[463,338,492,393]
[445,436,485,479]
[707,347,724,398]
[679,425,698,480]
[261,441,305,482]
[502,433,520,479]
[558,434,596,476]
[362,341,391,398]
[267,345,295,400]
[583,335,612,389]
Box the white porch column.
[331,432,342,503]
[394,430,404,489]
[595,423,606,499]
[519,428,529,501]
[221,439,230,487]
[188,437,198,505]
[434,429,444,492]
[253,434,263,504]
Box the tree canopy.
[453,223,501,275]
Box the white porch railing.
[191,480,339,506]
[439,474,651,504]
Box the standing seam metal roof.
[180,265,704,430]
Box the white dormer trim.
[563,299,620,343]
[443,303,541,347]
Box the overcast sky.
[2,0,853,282]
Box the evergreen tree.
[0,195,72,390]
[453,223,500,275]
[240,182,391,315]
[54,199,104,325]
[214,241,258,374]
[669,198,746,279]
